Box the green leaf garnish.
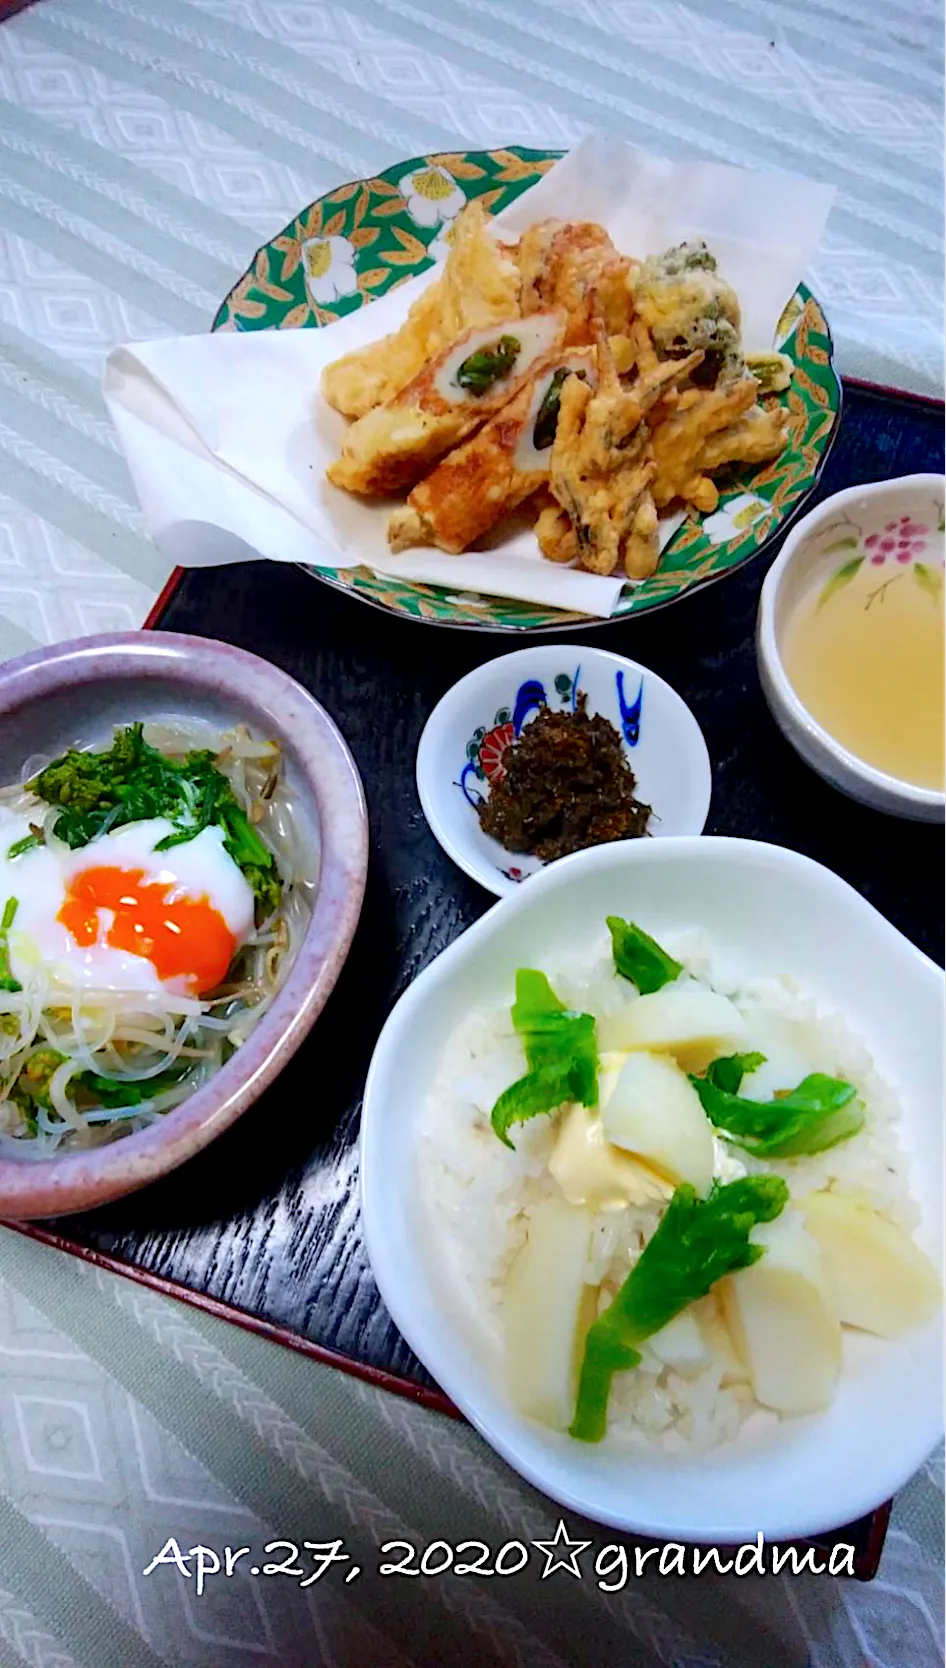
[510,967,565,1025]
[455,334,520,396]
[570,1176,789,1442]
[704,1051,767,1095]
[690,1068,863,1158]
[491,969,597,1149]
[491,1063,579,1147]
[607,916,682,994]
[29,724,281,921]
[0,896,21,993]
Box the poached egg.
[0,810,256,997]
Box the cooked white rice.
[416,927,917,1454]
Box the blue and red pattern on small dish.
[458,665,645,807]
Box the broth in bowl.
[782,520,944,792]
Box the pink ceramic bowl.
[0,631,368,1218]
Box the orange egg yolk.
[58,866,236,995]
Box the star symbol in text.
[532,1518,591,1579]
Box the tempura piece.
[622,490,661,581]
[695,402,788,472]
[327,312,566,497]
[633,240,743,387]
[551,369,657,577]
[535,497,579,565]
[537,472,660,580]
[516,219,635,346]
[546,316,702,578]
[620,316,660,377]
[321,201,520,419]
[746,351,794,395]
[387,350,595,553]
[648,377,760,512]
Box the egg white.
[0,810,255,996]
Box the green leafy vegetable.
[9,1043,184,1125]
[607,916,683,994]
[690,1068,864,1158]
[13,1045,65,1109]
[29,724,281,920]
[511,968,565,1026]
[570,1176,789,1442]
[76,1069,185,1109]
[491,1063,579,1142]
[455,334,520,396]
[491,970,597,1149]
[704,1051,767,1095]
[0,897,21,993]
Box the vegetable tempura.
[321,202,795,577]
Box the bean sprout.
[0,721,314,1155]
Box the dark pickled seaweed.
[478,695,651,861]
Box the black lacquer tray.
[16,379,944,1579]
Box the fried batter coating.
[546,316,701,578]
[327,312,566,497]
[622,489,661,580]
[535,476,658,579]
[321,202,520,419]
[633,240,744,388]
[535,498,579,564]
[648,376,759,512]
[694,401,788,471]
[516,219,635,346]
[386,349,595,553]
[323,215,792,575]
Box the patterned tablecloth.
[0,1226,943,1668]
[0,3,942,1663]
[0,0,942,653]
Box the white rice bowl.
[361,837,944,1541]
[417,925,918,1456]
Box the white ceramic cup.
[757,474,945,822]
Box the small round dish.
[0,632,368,1219]
[416,645,712,896]
[757,474,945,822]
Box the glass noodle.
[0,719,315,1159]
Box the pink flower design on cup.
[864,514,929,566]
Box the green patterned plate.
[214,147,841,631]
